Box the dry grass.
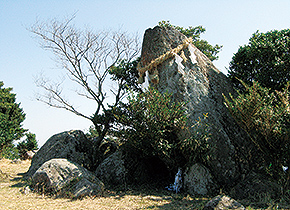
[1,158,289,209]
[0,159,209,210]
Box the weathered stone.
[95,150,125,185]
[73,177,103,198]
[203,195,245,210]
[184,163,218,196]
[31,158,104,199]
[25,130,94,177]
[139,26,251,186]
[230,172,281,200]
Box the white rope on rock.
[137,37,193,84]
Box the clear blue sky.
[1,0,290,146]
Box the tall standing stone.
[139,26,251,187]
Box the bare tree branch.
[30,16,140,137]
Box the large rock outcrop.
[95,150,126,185]
[31,158,104,198]
[139,26,252,187]
[25,130,95,177]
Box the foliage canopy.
[0,81,26,157]
[228,29,290,92]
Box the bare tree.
[30,17,140,140]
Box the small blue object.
[165,168,182,193]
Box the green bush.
[114,87,187,167]
[179,113,211,165]
[113,86,210,182]
[223,80,290,187]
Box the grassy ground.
[0,158,288,209]
[0,159,209,209]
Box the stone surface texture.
[203,195,245,210]
[95,150,126,185]
[183,163,217,196]
[31,158,104,198]
[139,26,251,186]
[230,172,281,200]
[25,130,94,177]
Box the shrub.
[114,87,187,167]
[113,86,210,183]
[223,80,290,187]
[179,113,211,165]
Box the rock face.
[184,163,217,196]
[203,195,245,210]
[230,172,281,200]
[139,26,251,186]
[25,130,94,177]
[31,158,104,198]
[95,150,126,185]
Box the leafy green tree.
[158,20,223,61]
[0,81,26,157]
[228,29,290,92]
[17,132,38,159]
